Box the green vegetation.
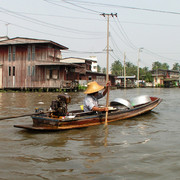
[78,85,86,91]
[98,60,179,84]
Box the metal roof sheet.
[0,37,68,49]
[35,61,78,67]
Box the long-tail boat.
[14,94,162,131]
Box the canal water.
[0,88,179,180]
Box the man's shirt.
[83,92,103,112]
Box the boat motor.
[50,94,71,117]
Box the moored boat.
[14,94,162,131]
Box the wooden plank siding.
[0,37,69,90]
[0,37,116,90]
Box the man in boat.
[83,81,110,112]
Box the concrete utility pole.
[137,48,143,88]
[124,52,126,88]
[6,23,10,37]
[100,13,117,126]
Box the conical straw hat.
[84,81,104,94]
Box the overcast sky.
[0,0,180,69]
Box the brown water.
[0,88,179,180]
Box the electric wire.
[110,24,136,51]
[43,0,98,15]
[3,10,180,27]
[3,11,103,21]
[62,50,105,54]
[62,0,103,14]
[115,18,137,50]
[143,48,180,63]
[0,19,104,40]
[65,0,180,16]
[0,6,103,36]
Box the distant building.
[61,56,115,86]
[89,56,97,72]
[0,37,115,90]
[115,75,136,88]
[151,69,179,87]
[0,37,73,90]
[0,36,9,41]
[61,56,97,72]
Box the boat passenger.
[83,81,110,112]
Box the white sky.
[0,0,180,70]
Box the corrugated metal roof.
[0,37,68,49]
[62,57,97,63]
[35,61,79,67]
[116,75,136,79]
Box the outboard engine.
[50,94,71,117]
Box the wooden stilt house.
[0,37,79,91]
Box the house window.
[28,45,31,61]
[32,45,35,60]
[49,70,53,79]
[32,66,35,76]
[88,76,92,80]
[13,66,15,76]
[52,69,59,79]
[9,66,11,76]
[8,46,11,62]
[47,69,59,79]
[28,66,31,76]
[27,45,35,61]
[12,46,16,61]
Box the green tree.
[144,72,153,82]
[152,61,162,70]
[111,60,123,75]
[141,67,153,82]
[102,67,106,74]
[126,62,137,76]
[161,63,169,70]
[152,61,169,70]
[97,65,101,73]
[172,63,180,70]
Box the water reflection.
[0,88,180,179]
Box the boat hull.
[14,97,162,131]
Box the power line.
[62,0,102,14]
[0,19,104,40]
[121,20,180,28]
[0,6,103,36]
[110,24,136,50]
[62,50,105,54]
[0,11,103,21]
[43,0,97,15]
[65,0,180,16]
[143,48,180,62]
[115,18,137,50]
[110,36,124,57]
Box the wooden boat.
[14,94,162,131]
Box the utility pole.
[124,52,126,88]
[137,48,143,88]
[100,13,117,126]
[178,67,180,87]
[6,23,10,37]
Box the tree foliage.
[172,63,180,71]
[97,65,101,73]
[102,67,106,74]
[140,67,153,82]
[111,60,123,75]
[152,61,169,70]
[125,62,137,76]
